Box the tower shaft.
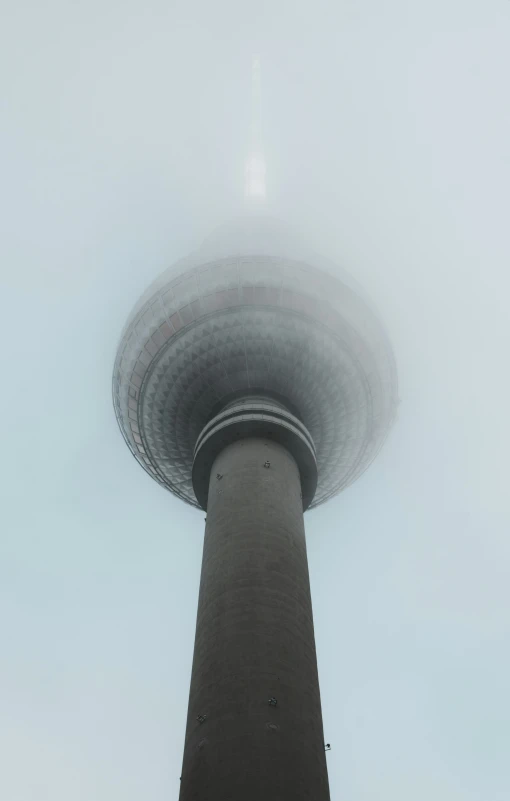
[179,437,330,800]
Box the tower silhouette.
[113,63,397,801]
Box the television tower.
[113,59,397,801]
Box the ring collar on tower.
[192,394,318,511]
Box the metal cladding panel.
[179,438,330,801]
[113,218,397,508]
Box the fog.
[1,1,509,800]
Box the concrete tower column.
[179,436,330,801]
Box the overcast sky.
[1,1,510,800]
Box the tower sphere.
[113,215,397,510]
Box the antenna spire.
[245,56,266,199]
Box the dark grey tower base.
[179,437,330,801]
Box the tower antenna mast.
[245,56,266,199]
[113,59,398,801]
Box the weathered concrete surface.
[179,437,330,801]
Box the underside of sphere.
[112,217,397,509]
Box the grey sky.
[1,1,509,799]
